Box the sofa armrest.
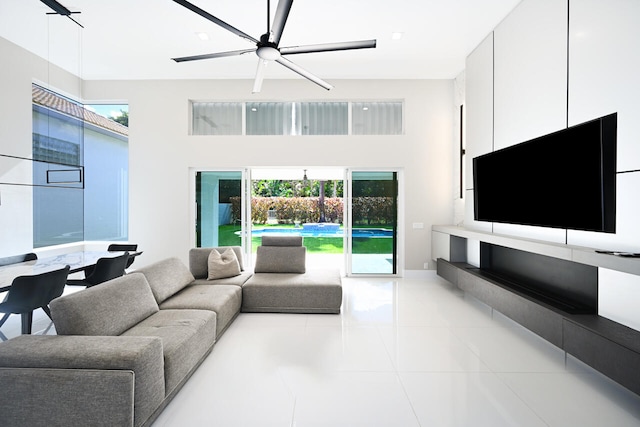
[0,367,135,427]
[0,335,165,427]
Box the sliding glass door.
[193,168,401,276]
[346,170,400,275]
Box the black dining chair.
[0,265,70,340]
[107,243,139,269]
[0,252,37,267]
[67,252,129,288]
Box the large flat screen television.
[473,113,617,233]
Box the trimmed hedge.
[230,196,394,225]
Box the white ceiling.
[0,0,520,81]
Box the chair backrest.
[107,243,138,252]
[85,253,129,287]
[0,252,37,267]
[107,244,138,269]
[6,266,70,312]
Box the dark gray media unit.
[433,226,640,397]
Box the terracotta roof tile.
[32,85,129,137]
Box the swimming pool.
[250,227,393,238]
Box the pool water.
[250,227,393,238]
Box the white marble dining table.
[0,251,140,292]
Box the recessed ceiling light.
[251,107,258,112]
[196,32,210,41]
[363,107,369,111]
[391,32,404,40]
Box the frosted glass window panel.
[192,102,242,135]
[246,102,293,135]
[352,102,403,135]
[296,102,348,135]
[33,185,84,247]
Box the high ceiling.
[0,0,520,81]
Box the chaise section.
[242,236,343,314]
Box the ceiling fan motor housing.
[257,34,281,60]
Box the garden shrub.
[230,196,392,225]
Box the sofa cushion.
[51,273,159,336]
[121,309,217,395]
[254,245,306,273]
[160,285,242,338]
[136,257,195,304]
[190,247,245,279]
[261,235,303,246]
[207,248,241,280]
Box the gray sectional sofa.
[0,242,342,427]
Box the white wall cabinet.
[568,0,640,173]
[493,0,568,150]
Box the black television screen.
[473,113,617,233]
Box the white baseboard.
[403,269,435,280]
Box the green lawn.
[217,224,393,254]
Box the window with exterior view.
[31,84,129,247]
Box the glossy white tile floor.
[149,272,640,427]
[2,271,639,426]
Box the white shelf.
[432,225,640,276]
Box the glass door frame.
[189,168,252,265]
[190,167,404,277]
[344,168,404,277]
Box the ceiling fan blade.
[252,60,268,93]
[275,57,333,91]
[269,0,293,46]
[280,39,377,55]
[172,0,259,44]
[172,48,256,63]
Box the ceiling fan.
[171,0,377,93]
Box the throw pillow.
[207,248,241,280]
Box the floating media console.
[479,242,598,314]
[432,225,640,397]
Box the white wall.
[81,78,454,270]
[0,33,456,272]
[464,0,640,329]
